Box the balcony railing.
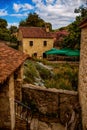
[15,100,32,130]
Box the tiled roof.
[0,42,28,83]
[19,27,53,38]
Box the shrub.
[23,60,79,91]
[35,63,52,80]
[24,61,40,83]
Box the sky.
[0,0,87,29]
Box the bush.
[23,60,79,91]
[24,61,40,83]
[35,63,52,80]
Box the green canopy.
[45,48,70,55]
[45,48,58,54]
[65,50,80,56]
[45,48,80,56]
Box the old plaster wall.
[79,26,87,130]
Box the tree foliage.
[9,26,18,34]
[61,5,87,49]
[53,4,87,49]
[19,13,52,30]
[0,18,7,29]
[54,30,69,48]
[74,5,87,20]
[26,13,45,27]
[0,18,18,44]
[62,21,81,49]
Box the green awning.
[44,48,80,56]
[65,50,80,56]
[45,48,58,54]
[45,48,70,55]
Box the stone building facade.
[18,27,54,58]
[79,18,87,130]
[0,42,28,130]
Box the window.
[43,41,47,46]
[18,41,22,45]
[29,41,33,46]
[32,53,37,58]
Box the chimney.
[45,24,50,32]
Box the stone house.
[18,26,54,58]
[79,18,87,130]
[0,42,28,130]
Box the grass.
[23,59,79,91]
[24,60,40,84]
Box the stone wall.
[0,66,23,130]
[0,79,11,129]
[14,66,23,101]
[15,117,27,130]
[9,74,15,130]
[22,84,82,130]
[79,26,87,130]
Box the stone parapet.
[22,84,82,130]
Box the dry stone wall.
[22,84,82,130]
[0,80,11,130]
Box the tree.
[20,13,45,27]
[54,30,69,48]
[62,20,81,49]
[19,20,26,26]
[0,18,10,41]
[26,13,45,27]
[0,18,7,29]
[0,18,18,45]
[75,5,87,20]
[9,26,18,34]
[61,5,87,49]
[19,12,52,30]
[0,29,10,41]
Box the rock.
[38,121,51,130]
[30,118,39,130]
[51,123,65,130]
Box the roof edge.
[79,18,87,28]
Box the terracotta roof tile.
[19,27,53,38]
[0,42,28,83]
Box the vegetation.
[54,5,87,50]
[24,60,79,91]
[63,6,87,49]
[45,63,78,90]
[19,12,52,31]
[53,29,69,48]
[0,5,87,50]
[24,60,40,84]
[0,18,18,48]
[9,26,18,34]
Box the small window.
[43,41,47,46]
[18,41,22,45]
[29,41,33,46]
